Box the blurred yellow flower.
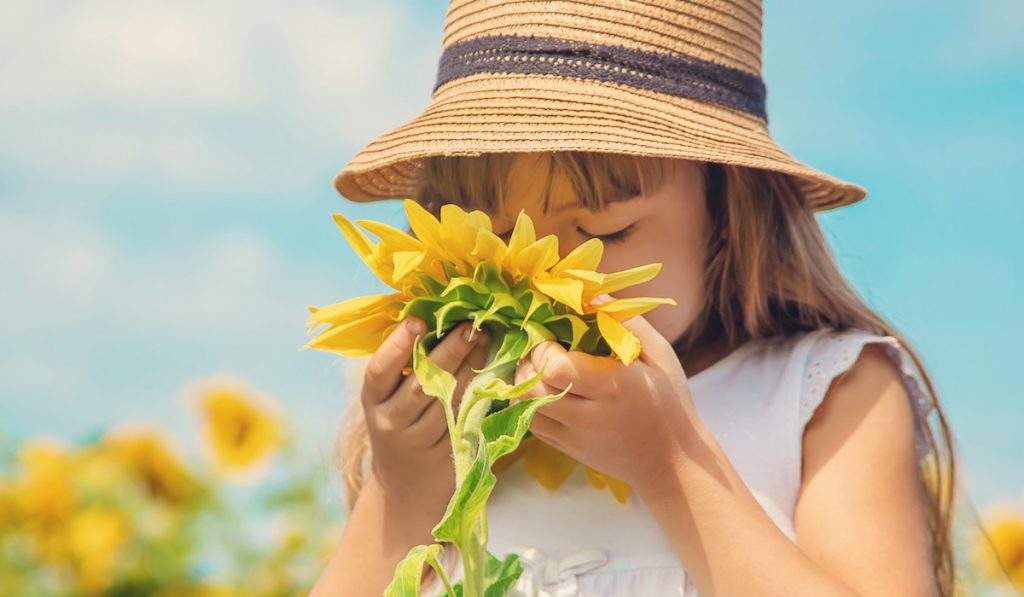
[66,506,130,593]
[494,435,631,504]
[101,424,197,504]
[12,438,75,559]
[14,438,74,523]
[973,509,1024,589]
[187,376,284,483]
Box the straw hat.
[333,0,867,212]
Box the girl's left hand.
[510,312,702,499]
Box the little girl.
[311,2,956,596]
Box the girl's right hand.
[361,317,490,514]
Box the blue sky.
[1,0,1021,514]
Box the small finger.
[529,340,621,398]
[427,322,488,375]
[362,318,425,406]
[406,400,449,449]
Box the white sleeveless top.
[429,327,938,596]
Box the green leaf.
[432,438,495,545]
[437,552,523,597]
[484,551,524,597]
[413,338,457,416]
[384,543,445,597]
[482,380,569,464]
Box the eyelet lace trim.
[800,329,937,461]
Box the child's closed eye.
[576,224,634,244]
[495,224,635,245]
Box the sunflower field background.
[2,0,1022,595]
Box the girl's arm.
[639,343,935,596]
[309,473,438,596]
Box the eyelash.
[497,225,634,244]
[578,225,634,244]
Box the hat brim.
[334,73,866,212]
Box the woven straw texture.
[334,0,867,212]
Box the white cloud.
[0,0,437,195]
[0,208,341,335]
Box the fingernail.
[405,318,424,335]
[462,325,476,343]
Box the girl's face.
[489,155,711,346]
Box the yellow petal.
[598,263,662,295]
[301,310,398,357]
[551,238,603,276]
[332,213,375,261]
[522,437,578,490]
[583,466,631,504]
[533,277,585,314]
[472,228,508,264]
[464,208,492,233]
[594,297,677,320]
[513,235,560,278]
[306,293,401,326]
[596,311,641,365]
[390,250,425,285]
[356,220,424,253]
[403,199,447,258]
[439,204,479,269]
[333,213,397,285]
[505,210,536,262]
[562,268,607,298]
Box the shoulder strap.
[799,328,937,462]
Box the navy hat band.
[434,34,768,123]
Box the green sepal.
[542,313,589,351]
[475,328,528,374]
[436,300,476,339]
[473,294,523,331]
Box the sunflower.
[973,509,1024,589]
[100,424,196,505]
[303,199,675,368]
[187,377,284,483]
[304,200,677,504]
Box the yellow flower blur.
[973,510,1024,589]
[101,424,196,504]
[190,378,284,483]
[66,506,130,593]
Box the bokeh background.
[1,0,1022,594]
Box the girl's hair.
[333,151,961,594]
